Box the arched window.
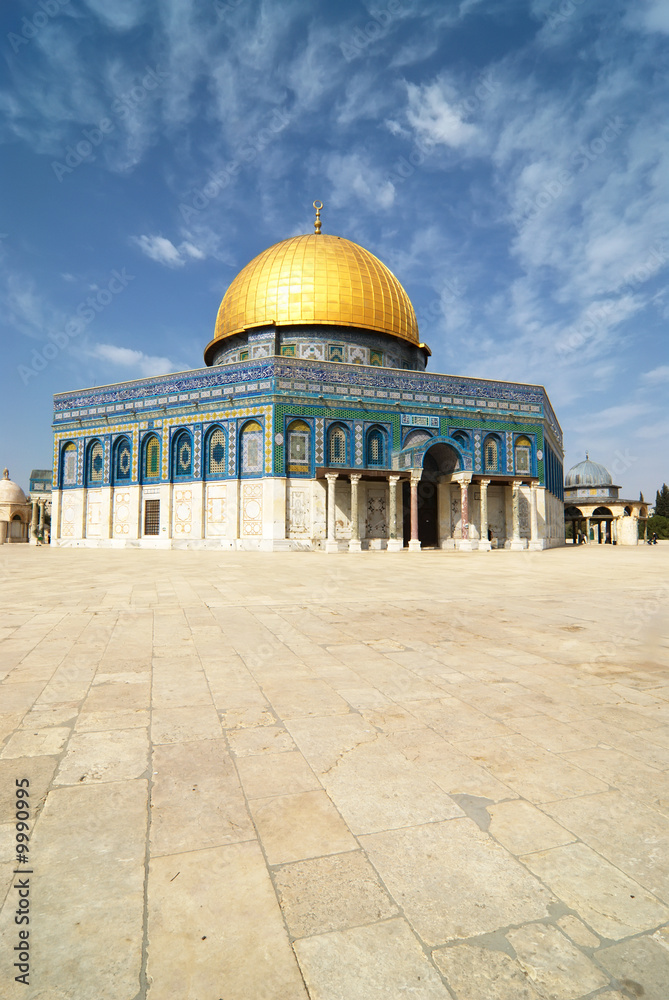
[452,431,469,449]
[60,442,77,487]
[623,505,632,516]
[327,424,348,466]
[86,440,104,485]
[286,420,311,475]
[113,437,132,484]
[366,427,385,466]
[240,420,263,474]
[403,429,431,448]
[142,434,161,482]
[483,435,500,473]
[514,435,532,474]
[172,430,193,479]
[205,426,227,478]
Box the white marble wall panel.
[173,487,193,538]
[206,483,228,537]
[287,485,311,538]
[113,489,132,538]
[241,481,263,537]
[85,489,102,538]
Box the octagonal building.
[50,210,565,551]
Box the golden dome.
[204,232,419,364]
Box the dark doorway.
[402,443,460,548]
[402,478,438,547]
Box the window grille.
[144,499,160,535]
[207,428,226,476]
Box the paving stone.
[249,789,357,864]
[390,729,516,800]
[556,913,600,948]
[75,708,150,731]
[294,918,451,999]
[273,850,399,937]
[544,790,669,903]
[432,942,545,1000]
[0,781,147,1000]
[53,728,149,785]
[284,714,378,773]
[150,705,222,744]
[0,726,71,758]
[506,922,610,998]
[453,734,609,802]
[150,739,254,855]
[597,935,669,1000]
[227,724,296,756]
[317,739,464,834]
[360,818,555,945]
[235,749,320,798]
[521,842,669,939]
[146,842,308,1000]
[487,798,575,855]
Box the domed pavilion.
[564,455,648,544]
[49,205,565,551]
[0,468,31,544]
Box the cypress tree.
[655,483,669,517]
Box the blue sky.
[1,0,667,501]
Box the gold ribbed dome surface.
[204,233,419,363]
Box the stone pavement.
[0,544,668,1000]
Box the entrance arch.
[402,441,461,547]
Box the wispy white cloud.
[131,234,206,267]
[89,343,179,377]
[405,79,478,149]
[641,365,669,384]
[324,152,395,211]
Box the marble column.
[325,473,339,553]
[387,475,402,552]
[510,479,526,550]
[30,500,39,544]
[585,516,591,543]
[529,481,543,550]
[408,472,421,552]
[349,474,362,552]
[457,476,473,550]
[478,479,491,551]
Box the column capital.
[454,472,473,485]
[325,472,339,483]
[479,478,491,488]
[388,474,401,484]
[410,470,422,485]
[349,473,362,485]
[512,478,523,489]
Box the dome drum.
[207,322,429,371]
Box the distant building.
[0,469,31,543]
[564,456,648,545]
[29,469,53,500]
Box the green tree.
[644,515,669,540]
[655,483,669,517]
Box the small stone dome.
[0,468,28,505]
[565,456,612,489]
